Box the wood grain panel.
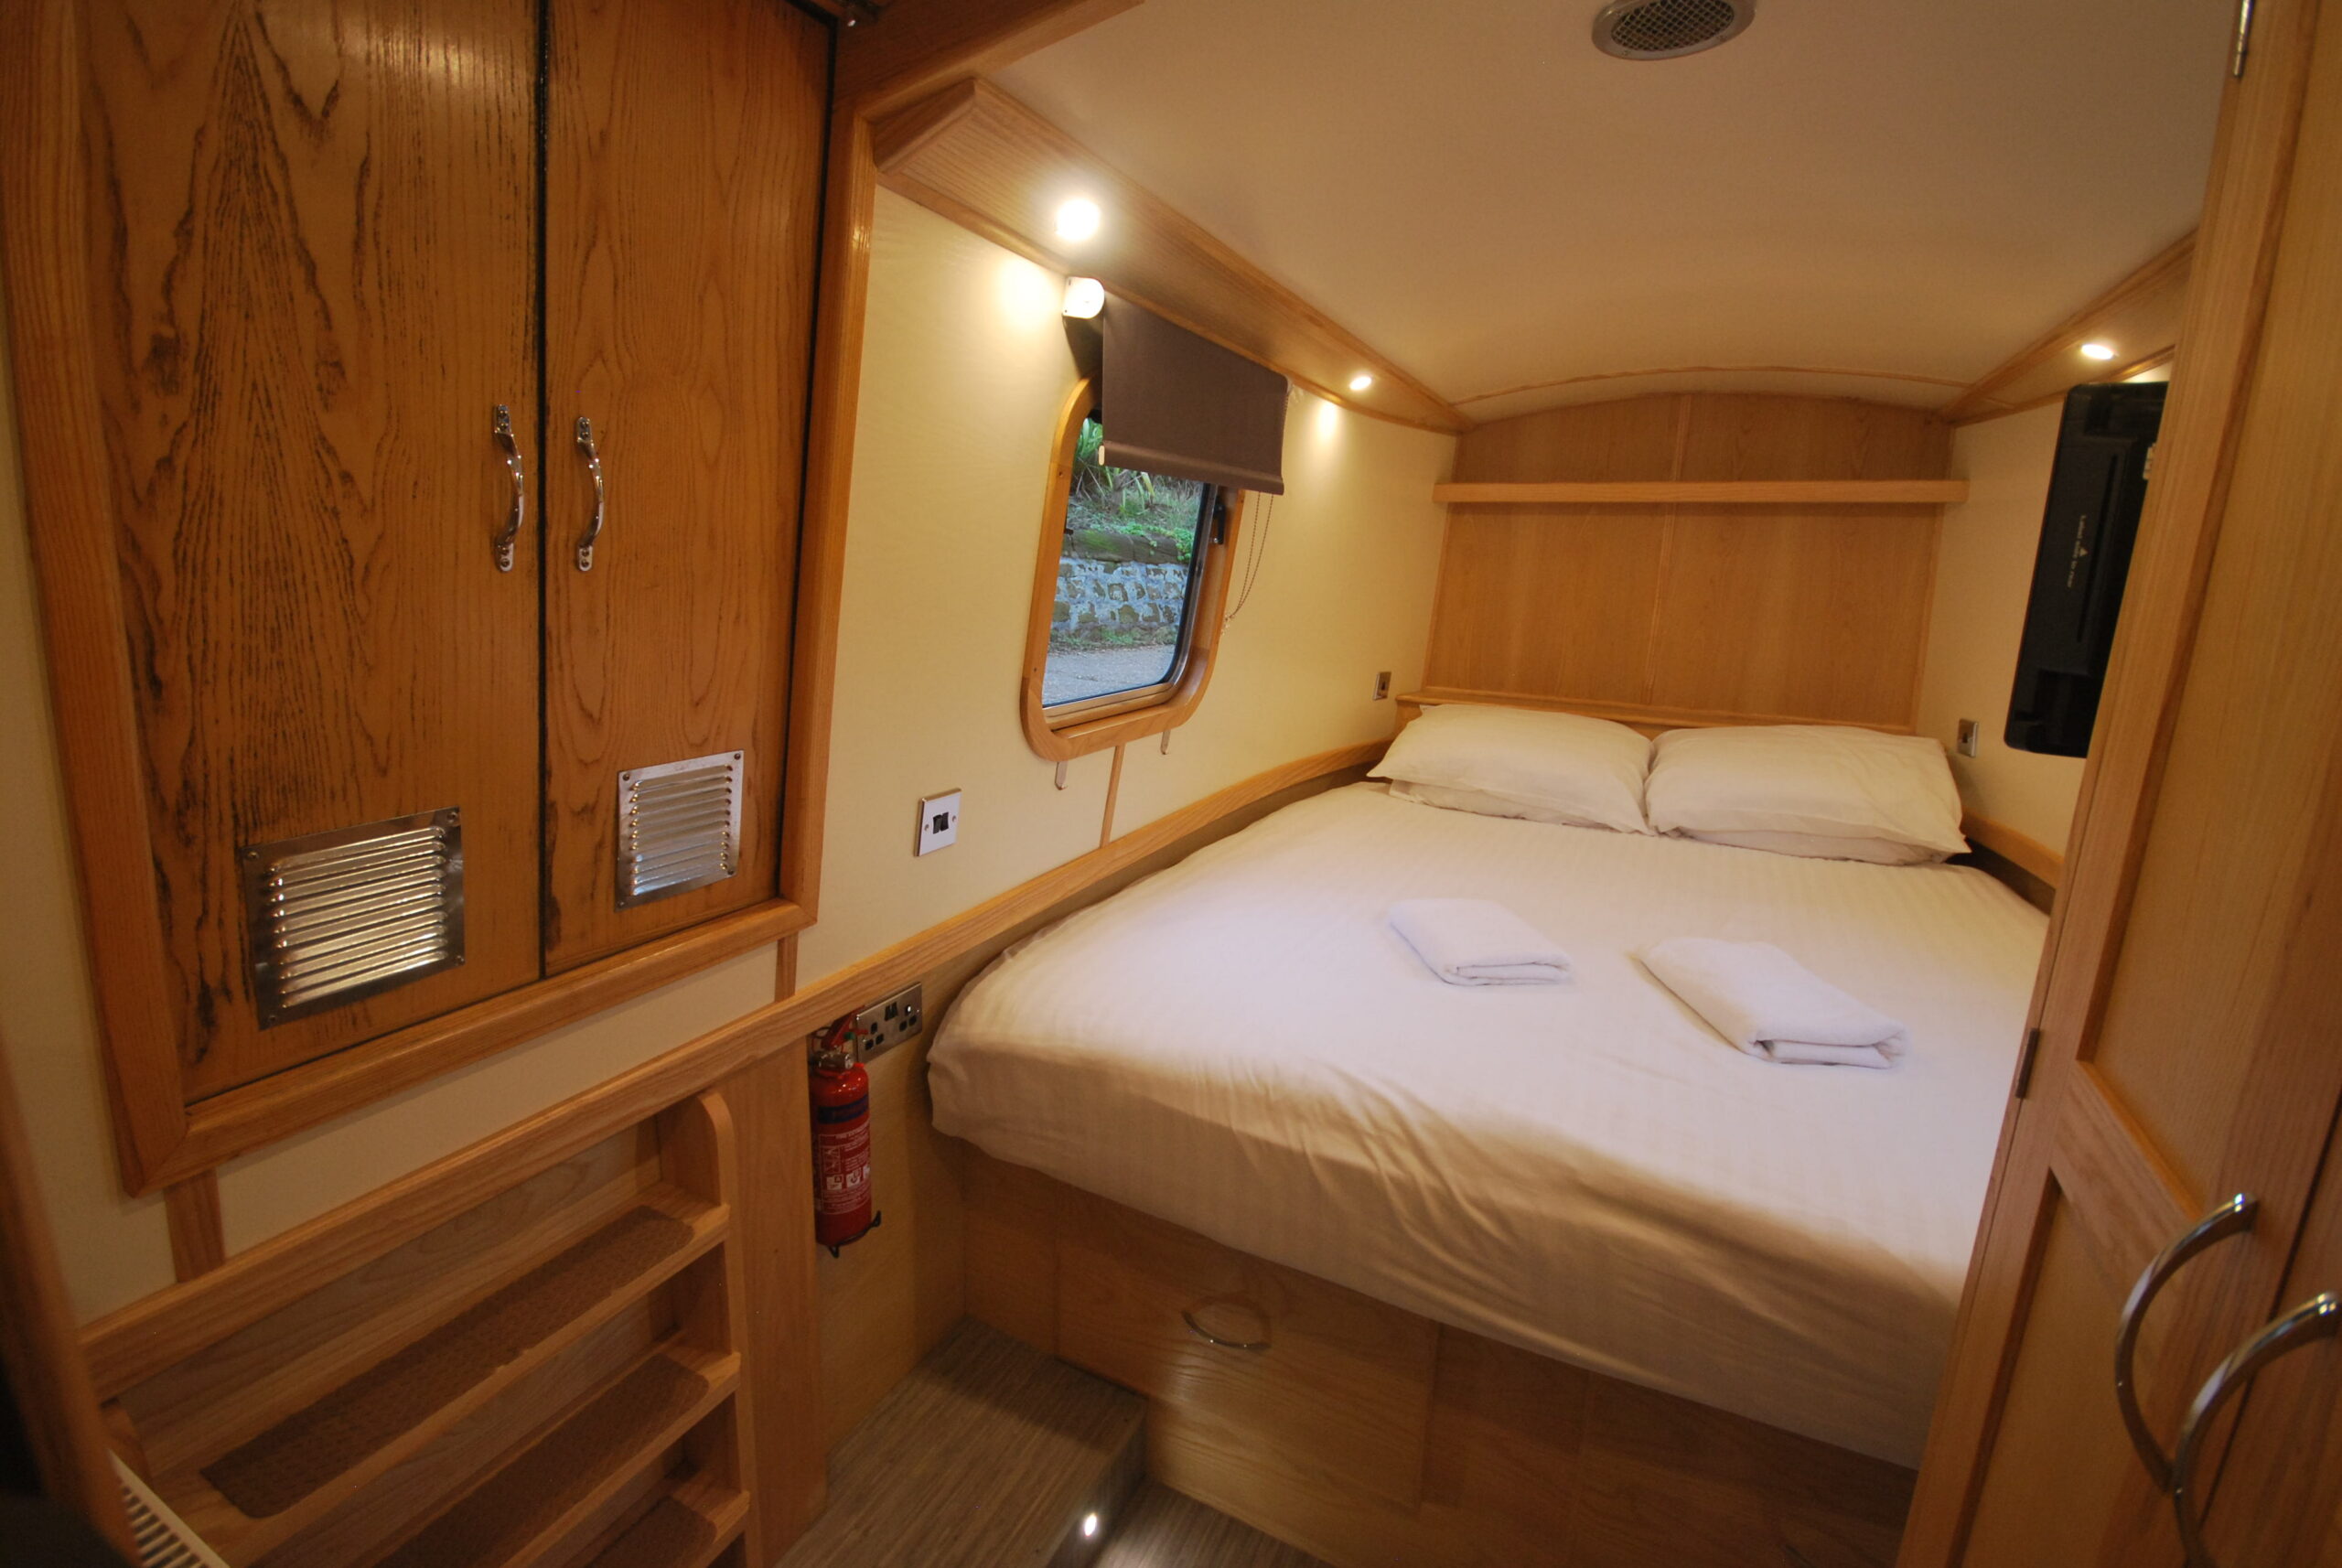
[1426,392,1950,729]
[542,0,828,970]
[871,79,1467,435]
[81,0,543,1099]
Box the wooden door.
[80,0,543,1097]
[541,0,828,971]
[1899,1,2342,1563]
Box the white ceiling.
[994,0,2234,422]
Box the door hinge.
[2014,1026,2043,1100]
[2233,0,2257,77]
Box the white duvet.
[930,784,2045,1464]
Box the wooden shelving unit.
[1431,478,1969,505]
[102,1092,762,1568]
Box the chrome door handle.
[1180,1308,1269,1353]
[2171,1292,2340,1566]
[573,415,605,572]
[490,404,524,572]
[2116,1193,2258,1488]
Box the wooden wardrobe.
[3,0,828,1190]
[1900,0,2342,1563]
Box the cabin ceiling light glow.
[1055,197,1101,242]
[1063,276,1105,318]
[1348,372,1375,392]
[2080,341,2119,360]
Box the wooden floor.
[778,1317,1144,1568]
[1095,1484,1331,1568]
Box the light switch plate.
[1956,719,1980,758]
[916,789,962,855]
[1374,671,1391,700]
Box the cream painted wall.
[0,278,779,1323]
[1916,403,2088,852]
[797,191,1453,984]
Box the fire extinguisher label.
[812,1095,869,1124]
[815,1123,872,1218]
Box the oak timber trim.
[1397,688,1920,736]
[869,79,1470,435]
[835,0,1145,119]
[1019,380,1241,762]
[0,1034,137,1554]
[1939,232,2197,424]
[81,740,1384,1396]
[1454,363,1971,408]
[1959,814,2064,887]
[1433,479,1967,506]
[162,1174,226,1282]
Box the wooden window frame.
[0,3,843,1196]
[1020,379,1242,762]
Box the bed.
[929,779,2047,1466]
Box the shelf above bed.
[1431,478,1968,506]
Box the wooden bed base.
[962,1149,1915,1568]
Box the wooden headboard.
[1423,392,1949,735]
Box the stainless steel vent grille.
[242,808,464,1027]
[616,750,744,908]
[1594,0,1753,59]
[116,1455,231,1568]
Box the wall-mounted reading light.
[2079,341,2118,361]
[1081,1513,1101,1539]
[1348,372,1375,392]
[1063,276,1104,318]
[1056,197,1101,242]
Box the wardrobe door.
[81,0,543,1097]
[541,0,828,970]
[1901,2,2342,1562]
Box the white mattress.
[930,784,2046,1464]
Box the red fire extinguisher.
[810,1018,878,1254]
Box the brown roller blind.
[1101,300,1287,495]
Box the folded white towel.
[1641,938,1910,1068]
[1390,898,1574,987]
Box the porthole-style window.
[1020,379,1240,760]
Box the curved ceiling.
[994,0,2233,422]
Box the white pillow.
[1372,703,1651,834]
[1646,725,1967,861]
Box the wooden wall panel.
[1424,392,1950,730]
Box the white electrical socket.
[916,790,962,855]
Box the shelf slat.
[376,1343,740,1568]
[584,1477,749,1568]
[155,1188,727,1565]
[1432,478,1967,505]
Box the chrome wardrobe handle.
[574,415,605,572]
[490,404,525,572]
[2170,1292,2341,1567]
[2116,1193,2258,1488]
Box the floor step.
[1095,1485,1333,1568]
[779,1319,1144,1568]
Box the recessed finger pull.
[2170,1291,2340,1567]
[574,415,605,572]
[490,404,525,572]
[2114,1193,2258,1488]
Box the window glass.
[1042,416,1214,713]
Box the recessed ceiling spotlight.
[1594,0,1756,61]
[1348,372,1375,392]
[1081,1513,1101,1539]
[1056,197,1101,242]
[1062,276,1105,318]
[2079,341,2118,361]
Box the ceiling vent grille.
[1593,0,1755,59]
[616,750,745,908]
[242,808,465,1027]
